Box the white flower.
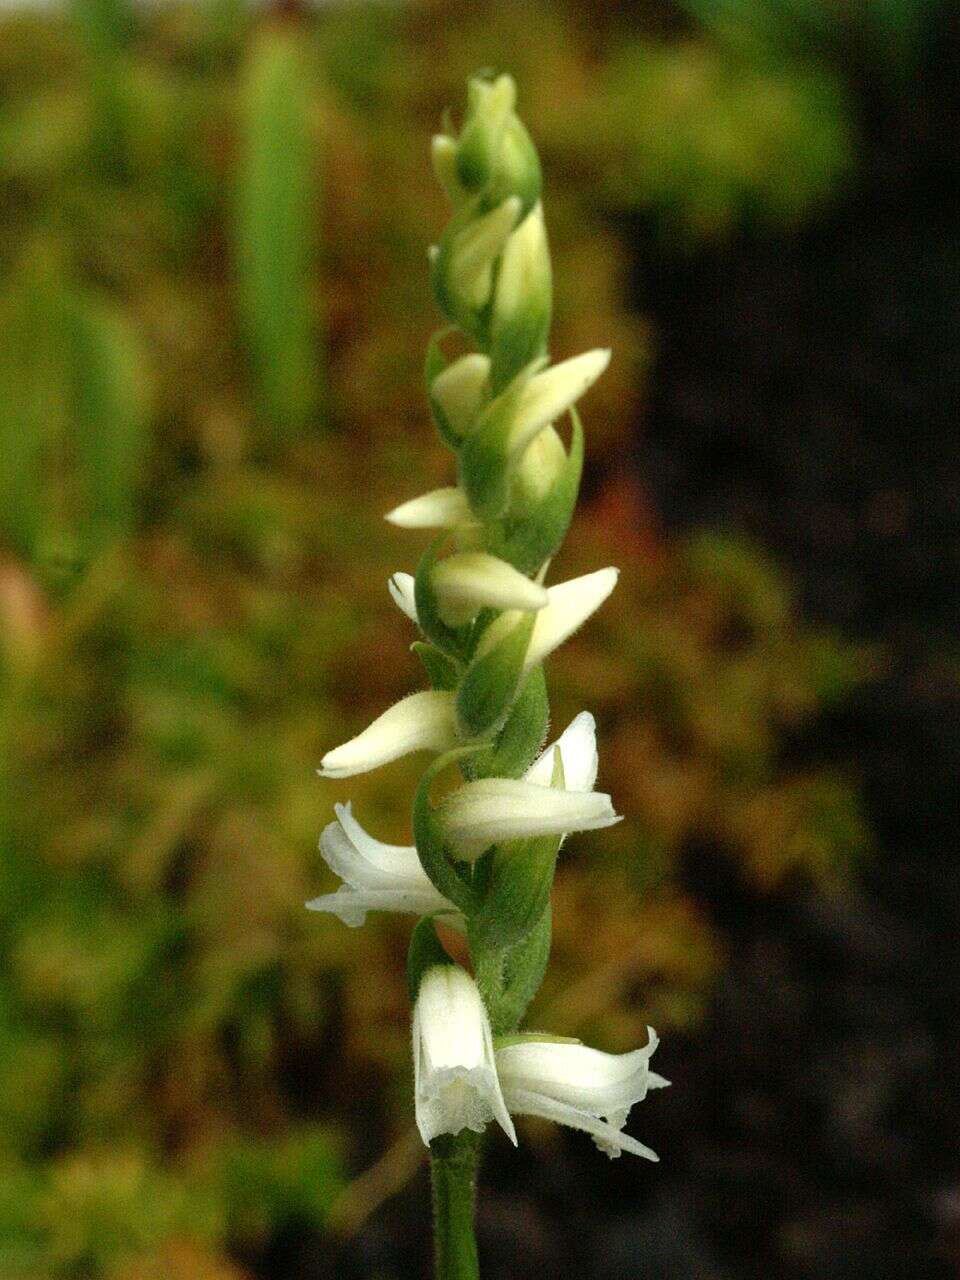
[306,802,458,927]
[508,349,610,459]
[494,1028,669,1160]
[430,353,491,439]
[431,552,548,626]
[523,710,599,792]
[437,776,619,861]
[385,487,473,530]
[475,567,619,673]
[318,690,458,779]
[388,572,418,623]
[413,966,517,1147]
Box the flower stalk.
[309,72,667,1279]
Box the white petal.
[306,886,458,928]
[431,353,491,439]
[500,1087,659,1161]
[319,691,458,779]
[432,553,548,626]
[388,572,418,623]
[476,568,618,672]
[438,777,620,859]
[523,711,599,792]
[319,803,432,891]
[385,487,473,530]
[413,967,516,1146]
[508,349,610,459]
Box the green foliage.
[235,28,319,443]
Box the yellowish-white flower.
[476,567,618,673]
[319,690,458,779]
[432,552,548,626]
[430,353,491,439]
[306,802,459,927]
[385,487,473,530]
[494,1028,668,1160]
[413,965,517,1147]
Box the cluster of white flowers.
[309,73,666,1166]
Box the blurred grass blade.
[64,289,151,556]
[235,27,319,442]
[0,281,49,561]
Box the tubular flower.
[431,552,549,625]
[385,487,473,530]
[494,1029,669,1160]
[318,690,458,779]
[413,965,517,1147]
[306,802,459,927]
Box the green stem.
[430,1130,482,1280]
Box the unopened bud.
[490,202,552,390]
[430,353,491,440]
[456,74,516,193]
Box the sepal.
[412,641,460,691]
[463,666,549,780]
[456,611,535,738]
[413,747,484,912]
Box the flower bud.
[386,487,473,530]
[429,352,491,441]
[435,197,522,316]
[490,202,552,390]
[455,74,517,193]
[432,552,548,627]
[318,690,458,779]
[511,424,567,505]
[431,133,468,207]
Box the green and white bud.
[438,776,620,861]
[476,567,619,673]
[318,690,458,779]
[512,424,568,504]
[386,487,473,530]
[432,552,548,627]
[455,73,517,194]
[442,196,522,312]
[430,353,491,440]
[490,202,551,389]
[509,349,611,460]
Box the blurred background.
[0,0,957,1276]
